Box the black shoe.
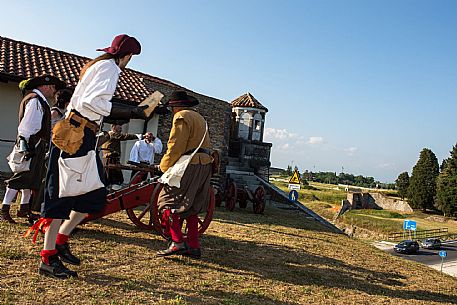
[184,247,201,259]
[39,254,78,279]
[56,243,81,265]
[157,241,187,257]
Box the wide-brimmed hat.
[97,34,141,57]
[164,90,199,107]
[25,75,66,90]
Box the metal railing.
[387,228,449,241]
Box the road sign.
[288,184,301,190]
[439,250,447,258]
[289,170,301,184]
[403,220,417,231]
[289,190,298,202]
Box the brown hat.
[97,34,141,57]
[164,90,199,107]
[25,75,66,90]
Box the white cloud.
[344,147,358,156]
[264,128,306,152]
[308,136,324,145]
[264,128,302,140]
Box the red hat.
[97,34,141,57]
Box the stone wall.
[369,192,413,213]
[346,192,413,213]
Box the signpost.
[403,220,417,239]
[439,250,447,273]
[288,190,298,203]
[288,169,301,191]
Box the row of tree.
[285,165,395,189]
[395,145,457,217]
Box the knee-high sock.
[2,188,18,205]
[59,211,87,236]
[186,215,200,249]
[170,213,184,243]
[43,219,62,251]
[20,189,31,205]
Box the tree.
[395,172,410,200]
[408,148,439,212]
[286,165,292,176]
[436,144,457,217]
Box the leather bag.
[52,112,85,155]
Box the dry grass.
[1,204,457,304]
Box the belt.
[184,148,211,155]
[68,111,99,133]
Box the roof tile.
[0,36,184,104]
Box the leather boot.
[17,204,40,222]
[56,243,81,265]
[39,254,78,279]
[0,207,16,224]
[156,241,187,257]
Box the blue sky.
[1,0,456,182]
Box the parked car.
[394,240,420,254]
[421,238,442,250]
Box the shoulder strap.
[189,122,208,158]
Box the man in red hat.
[1,75,65,224]
[30,34,151,279]
[156,90,212,259]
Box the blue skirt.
[42,126,107,219]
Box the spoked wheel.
[129,171,148,185]
[225,181,237,211]
[214,191,223,207]
[238,192,248,208]
[125,172,154,230]
[253,186,266,214]
[151,184,216,240]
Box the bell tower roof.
[230,92,268,112]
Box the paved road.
[374,241,457,277]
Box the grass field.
[1,203,457,304]
[270,180,457,239]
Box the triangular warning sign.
[289,170,301,184]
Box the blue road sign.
[439,250,447,258]
[289,190,298,202]
[403,220,417,231]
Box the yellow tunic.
[160,109,212,172]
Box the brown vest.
[18,92,51,144]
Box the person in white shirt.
[29,34,150,279]
[129,132,162,179]
[1,75,65,224]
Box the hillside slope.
[1,205,456,304]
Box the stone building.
[229,93,272,180]
[0,36,231,182]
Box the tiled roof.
[230,92,268,112]
[0,36,183,104]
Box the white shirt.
[18,89,48,141]
[129,137,163,164]
[67,59,121,122]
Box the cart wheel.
[125,175,155,230]
[215,192,223,207]
[253,186,266,214]
[129,171,147,185]
[225,181,237,211]
[238,192,248,208]
[151,184,215,240]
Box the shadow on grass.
[193,234,457,304]
[213,206,336,234]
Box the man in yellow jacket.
[157,90,212,259]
